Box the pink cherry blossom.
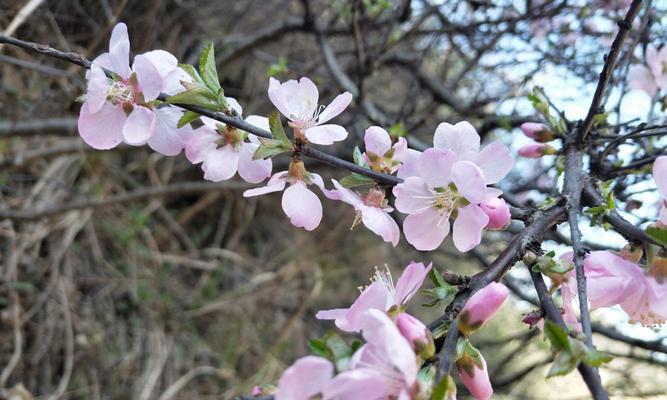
[518,142,556,158]
[323,309,418,400]
[243,161,325,231]
[316,262,432,332]
[629,45,667,97]
[275,356,334,400]
[480,190,511,230]
[362,126,415,174]
[396,313,435,358]
[562,251,667,327]
[268,77,352,145]
[457,351,493,400]
[324,180,400,246]
[78,23,189,152]
[458,282,509,335]
[184,100,272,183]
[652,156,667,224]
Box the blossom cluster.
[77,23,515,253]
[251,263,508,400]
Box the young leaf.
[199,43,221,93]
[177,110,200,128]
[165,89,219,110]
[431,374,457,400]
[339,173,374,188]
[544,320,570,351]
[179,63,204,85]
[583,347,613,367]
[268,111,290,145]
[646,225,667,247]
[352,146,367,167]
[546,349,580,378]
[253,138,291,160]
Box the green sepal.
[268,111,291,146]
[352,146,368,167]
[430,374,456,400]
[177,111,201,128]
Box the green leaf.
[430,374,456,400]
[583,347,613,367]
[165,89,219,110]
[352,146,367,167]
[547,348,580,378]
[179,63,204,85]
[177,111,201,128]
[544,320,570,351]
[388,122,407,138]
[340,173,374,188]
[646,225,667,247]
[268,111,290,145]
[253,138,291,160]
[199,43,221,93]
[429,266,447,287]
[307,338,331,358]
[267,56,288,77]
[421,286,457,308]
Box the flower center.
[106,80,137,105]
[433,187,457,214]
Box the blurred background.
[1,0,667,399]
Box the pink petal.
[458,282,509,332]
[291,77,319,121]
[245,115,270,135]
[646,45,661,78]
[393,261,432,305]
[653,156,667,199]
[305,124,348,145]
[393,177,434,214]
[108,23,131,79]
[276,356,333,400]
[475,142,514,184]
[78,102,126,150]
[316,281,391,332]
[227,97,243,116]
[237,142,272,183]
[403,208,450,251]
[202,145,240,182]
[452,204,489,252]
[628,65,657,97]
[162,67,191,96]
[324,368,392,400]
[331,180,365,208]
[452,161,487,204]
[84,64,110,114]
[122,105,156,145]
[417,148,457,188]
[139,49,178,77]
[184,126,218,164]
[480,196,511,230]
[396,148,421,179]
[364,126,392,156]
[148,107,189,156]
[433,121,480,160]
[133,54,164,101]
[282,181,322,230]
[317,91,353,124]
[242,172,288,197]
[361,207,400,246]
[459,354,493,400]
[267,77,293,119]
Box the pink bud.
[251,386,263,396]
[520,122,554,142]
[480,197,511,230]
[458,282,509,335]
[518,142,556,158]
[458,353,493,400]
[396,313,435,358]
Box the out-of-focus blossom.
[184,100,272,183]
[458,282,509,335]
[268,77,352,145]
[653,156,667,224]
[520,122,554,142]
[78,23,190,153]
[323,309,418,400]
[562,251,667,327]
[275,356,334,400]
[396,312,435,359]
[316,262,431,332]
[362,126,415,174]
[243,160,326,231]
[518,142,557,158]
[629,45,667,97]
[393,121,513,252]
[325,180,400,246]
[457,350,493,400]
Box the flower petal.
[78,102,126,150]
[474,142,514,184]
[317,91,353,124]
[133,54,165,101]
[108,23,132,79]
[403,208,450,251]
[653,156,667,199]
[452,161,487,204]
[268,77,293,118]
[324,368,392,400]
[417,148,457,188]
[361,207,401,246]
[243,172,288,197]
[304,124,348,145]
[84,64,110,114]
[148,107,189,156]
[433,121,480,160]
[628,65,657,97]
[364,126,392,156]
[276,356,333,400]
[184,126,218,164]
[393,177,434,214]
[394,262,432,305]
[452,204,489,252]
[122,105,156,145]
[237,142,273,183]
[282,181,322,230]
[202,145,240,182]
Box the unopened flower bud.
[618,243,643,264]
[396,313,435,359]
[522,309,544,329]
[458,282,509,335]
[520,122,554,142]
[456,346,493,400]
[480,197,511,230]
[518,143,557,158]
